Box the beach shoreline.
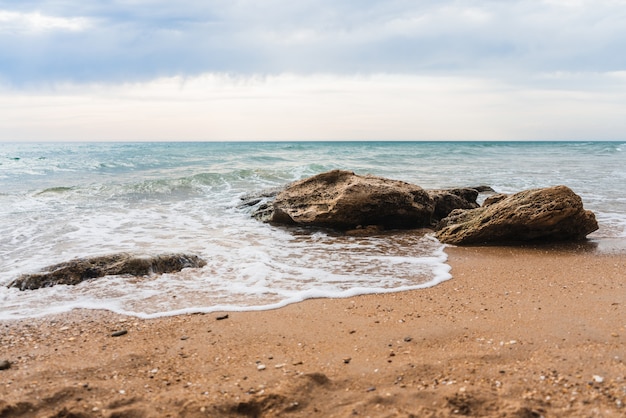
[1,243,625,417]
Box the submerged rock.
[434,185,598,245]
[8,253,207,291]
[238,187,284,209]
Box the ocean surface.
[1,141,625,320]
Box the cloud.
[0,1,625,141]
[0,0,625,85]
[1,72,625,141]
[0,10,91,34]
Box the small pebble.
[403,336,413,342]
[366,386,376,392]
[180,336,189,340]
[257,364,266,371]
[592,375,604,383]
[0,360,11,370]
[111,329,128,337]
[343,357,352,364]
[216,314,229,320]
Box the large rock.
[435,186,598,245]
[255,170,436,230]
[249,171,490,230]
[8,253,207,291]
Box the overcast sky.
[1,0,626,141]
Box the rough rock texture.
[435,185,598,245]
[8,253,207,291]
[427,188,480,222]
[249,171,492,231]
[483,193,509,207]
[238,187,283,209]
[255,170,436,230]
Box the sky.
[1,0,626,141]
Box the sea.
[1,141,625,320]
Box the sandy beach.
[1,242,625,417]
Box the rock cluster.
[251,170,480,230]
[8,253,206,291]
[249,170,598,245]
[434,185,598,245]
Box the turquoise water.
[1,141,624,319]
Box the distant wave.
[36,186,76,195]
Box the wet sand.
[1,243,625,417]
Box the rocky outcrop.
[254,170,436,230]
[427,188,481,222]
[246,171,597,245]
[9,253,207,291]
[250,171,488,230]
[435,186,598,245]
[238,187,283,210]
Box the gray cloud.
[1,0,625,86]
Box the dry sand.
[1,242,625,417]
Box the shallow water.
[1,141,624,319]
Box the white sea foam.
[1,141,624,320]
[0,224,451,320]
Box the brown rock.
[345,225,385,236]
[482,193,509,207]
[427,188,480,221]
[435,186,598,245]
[8,253,207,291]
[259,170,436,230]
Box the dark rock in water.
[8,253,207,291]
[238,187,284,209]
[427,188,480,222]
[251,202,276,223]
[435,186,598,245]
[253,170,436,230]
[470,185,496,193]
[240,187,288,223]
